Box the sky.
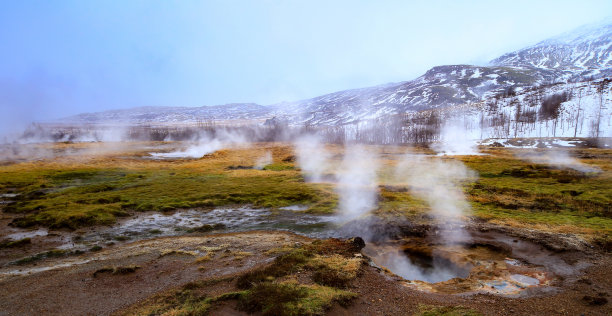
[1,0,611,134]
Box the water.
[64,207,337,249]
[510,274,540,286]
[370,247,471,283]
[6,229,48,240]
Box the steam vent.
[1,2,611,315]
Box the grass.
[308,254,363,287]
[93,265,140,277]
[238,281,356,316]
[122,240,360,316]
[237,238,364,289]
[375,147,612,241]
[11,249,83,265]
[0,144,337,229]
[0,237,31,249]
[121,280,245,316]
[415,304,482,316]
[459,150,612,239]
[1,142,610,243]
[186,223,226,233]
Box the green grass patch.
[416,304,482,316]
[1,156,336,229]
[238,282,356,316]
[0,237,31,249]
[11,249,83,265]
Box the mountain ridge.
[60,21,611,128]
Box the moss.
[0,237,31,249]
[12,249,71,265]
[415,304,482,316]
[122,280,247,316]
[263,163,295,171]
[159,249,198,257]
[0,149,336,229]
[186,223,226,233]
[238,282,356,316]
[308,254,363,287]
[236,248,313,289]
[89,245,103,252]
[93,265,140,277]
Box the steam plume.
[516,149,600,173]
[293,134,332,182]
[254,151,273,170]
[432,120,481,156]
[397,154,476,244]
[336,144,379,222]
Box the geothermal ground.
[0,141,611,315]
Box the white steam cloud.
[516,149,600,173]
[374,248,466,283]
[397,154,477,244]
[254,151,273,170]
[432,120,481,156]
[336,144,379,222]
[150,129,247,159]
[293,134,332,182]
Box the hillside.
[57,21,611,137]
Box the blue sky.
[1,0,611,133]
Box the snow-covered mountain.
[491,21,612,81]
[64,103,271,124]
[60,21,611,134]
[272,65,543,125]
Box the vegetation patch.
[159,249,198,257]
[186,223,226,233]
[236,248,312,289]
[238,281,356,316]
[0,237,31,249]
[415,304,483,316]
[93,265,140,277]
[308,254,363,287]
[0,145,336,229]
[11,249,82,265]
[121,281,245,316]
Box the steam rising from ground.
[372,154,477,282]
[432,120,481,156]
[293,134,332,182]
[375,249,468,283]
[397,154,476,244]
[254,151,273,170]
[336,145,379,222]
[150,130,247,159]
[516,149,600,173]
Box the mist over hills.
[61,22,611,136]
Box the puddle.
[5,229,48,240]
[364,234,559,296]
[510,274,540,286]
[279,205,309,211]
[0,193,19,205]
[367,244,470,283]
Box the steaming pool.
[2,207,579,296]
[362,227,583,296]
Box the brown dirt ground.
[0,230,610,316]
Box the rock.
[348,237,366,251]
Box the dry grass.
[0,142,336,229]
[1,141,610,242]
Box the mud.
[0,231,311,315]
